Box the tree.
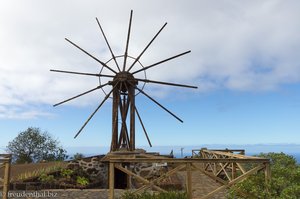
[6,127,67,163]
[228,152,300,198]
[72,153,85,160]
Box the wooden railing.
[107,150,270,199]
[192,149,271,198]
[0,154,12,199]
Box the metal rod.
[132,83,183,123]
[53,82,110,107]
[96,17,121,72]
[127,22,167,72]
[50,69,114,78]
[123,10,133,71]
[134,78,198,89]
[135,107,152,147]
[132,50,191,75]
[65,38,117,74]
[74,82,119,138]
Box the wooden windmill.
[51,10,197,152]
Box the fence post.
[109,162,115,199]
[186,163,192,199]
[264,162,271,183]
[3,155,11,199]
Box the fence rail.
[107,149,270,199]
[0,154,12,199]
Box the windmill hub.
[111,71,138,92]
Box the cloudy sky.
[1,0,300,152]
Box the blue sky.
[1,1,300,152]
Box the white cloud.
[1,0,300,119]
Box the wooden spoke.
[50,69,114,78]
[127,22,167,72]
[135,107,152,147]
[96,17,121,72]
[74,82,119,138]
[123,10,133,71]
[65,38,117,74]
[132,83,183,123]
[54,82,110,107]
[132,50,191,75]
[134,78,198,89]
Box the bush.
[228,152,300,198]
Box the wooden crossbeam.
[134,164,186,194]
[200,165,265,199]
[192,164,227,185]
[115,164,165,192]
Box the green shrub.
[61,168,74,179]
[76,176,89,186]
[121,191,187,199]
[228,152,300,198]
[38,173,55,183]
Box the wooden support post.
[111,89,120,151]
[129,86,135,151]
[232,162,236,180]
[186,163,192,199]
[109,162,115,199]
[3,156,11,199]
[264,162,271,183]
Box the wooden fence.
[0,154,11,199]
[107,149,270,199]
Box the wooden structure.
[51,10,197,152]
[107,149,270,199]
[0,154,12,199]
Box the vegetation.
[16,162,65,181]
[121,191,187,199]
[72,153,85,160]
[61,168,74,179]
[229,152,300,198]
[76,176,89,186]
[6,127,67,163]
[38,173,55,183]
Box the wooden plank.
[3,159,11,199]
[109,163,115,199]
[186,163,192,199]
[236,163,246,174]
[264,163,271,183]
[108,158,269,164]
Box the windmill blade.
[132,83,183,123]
[132,50,191,75]
[74,82,118,139]
[135,106,152,147]
[65,38,117,74]
[135,78,198,89]
[54,82,110,107]
[123,10,133,71]
[50,69,114,78]
[96,17,121,72]
[127,22,167,72]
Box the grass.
[16,162,65,181]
